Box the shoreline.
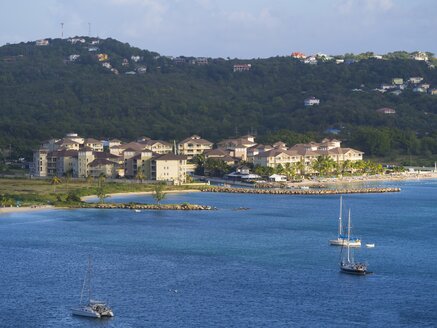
[287,172,437,187]
[0,205,58,214]
[80,189,201,201]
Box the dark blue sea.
[1,180,436,327]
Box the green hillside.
[1,37,437,162]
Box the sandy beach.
[80,189,201,201]
[0,205,57,214]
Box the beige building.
[84,138,104,152]
[33,149,49,177]
[178,135,213,159]
[88,158,119,178]
[254,139,363,170]
[217,135,257,161]
[151,154,188,185]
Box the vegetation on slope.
[0,37,437,163]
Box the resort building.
[151,154,188,185]
[178,135,213,159]
[253,139,363,171]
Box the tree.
[283,162,298,181]
[96,173,108,203]
[64,170,73,191]
[0,194,15,207]
[152,183,166,205]
[50,176,62,193]
[86,175,94,188]
[135,170,145,182]
[192,154,206,175]
[96,186,108,204]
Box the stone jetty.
[201,186,400,195]
[76,203,214,210]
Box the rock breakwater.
[76,203,214,210]
[201,187,400,195]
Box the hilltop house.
[412,52,428,61]
[233,64,251,72]
[35,39,49,46]
[409,77,424,84]
[376,107,396,115]
[97,53,108,61]
[291,52,306,59]
[304,97,320,106]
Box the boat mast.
[88,256,93,303]
[338,196,343,236]
[79,257,91,305]
[347,209,351,263]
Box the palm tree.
[50,176,62,193]
[275,164,285,175]
[152,183,166,205]
[135,170,145,183]
[312,156,336,177]
[341,160,352,176]
[98,173,106,188]
[296,160,306,178]
[64,170,73,191]
[192,154,206,175]
[86,175,94,188]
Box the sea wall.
[201,187,400,195]
[75,203,214,210]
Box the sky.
[1,0,436,58]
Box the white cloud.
[337,0,394,14]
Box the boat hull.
[340,262,369,275]
[330,238,361,247]
[71,307,101,318]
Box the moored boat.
[330,196,361,247]
[340,209,369,275]
[72,257,114,319]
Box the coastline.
[288,172,437,187]
[80,189,201,201]
[0,205,58,214]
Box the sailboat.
[329,196,361,247]
[71,257,114,318]
[340,209,369,275]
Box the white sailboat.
[340,209,369,275]
[329,196,361,247]
[71,257,114,318]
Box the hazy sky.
[1,0,436,58]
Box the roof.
[153,153,188,161]
[178,135,213,145]
[85,138,102,143]
[56,150,78,157]
[94,152,120,159]
[258,149,291,158]
[79,146,94,152]
[140,139,172,147]
[112,142,146,151]
[89,158,117,167]
[204,148,230,157]
[56,138,80,145]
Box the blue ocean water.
[0,180,436,328]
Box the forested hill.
[1,37,437,161]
